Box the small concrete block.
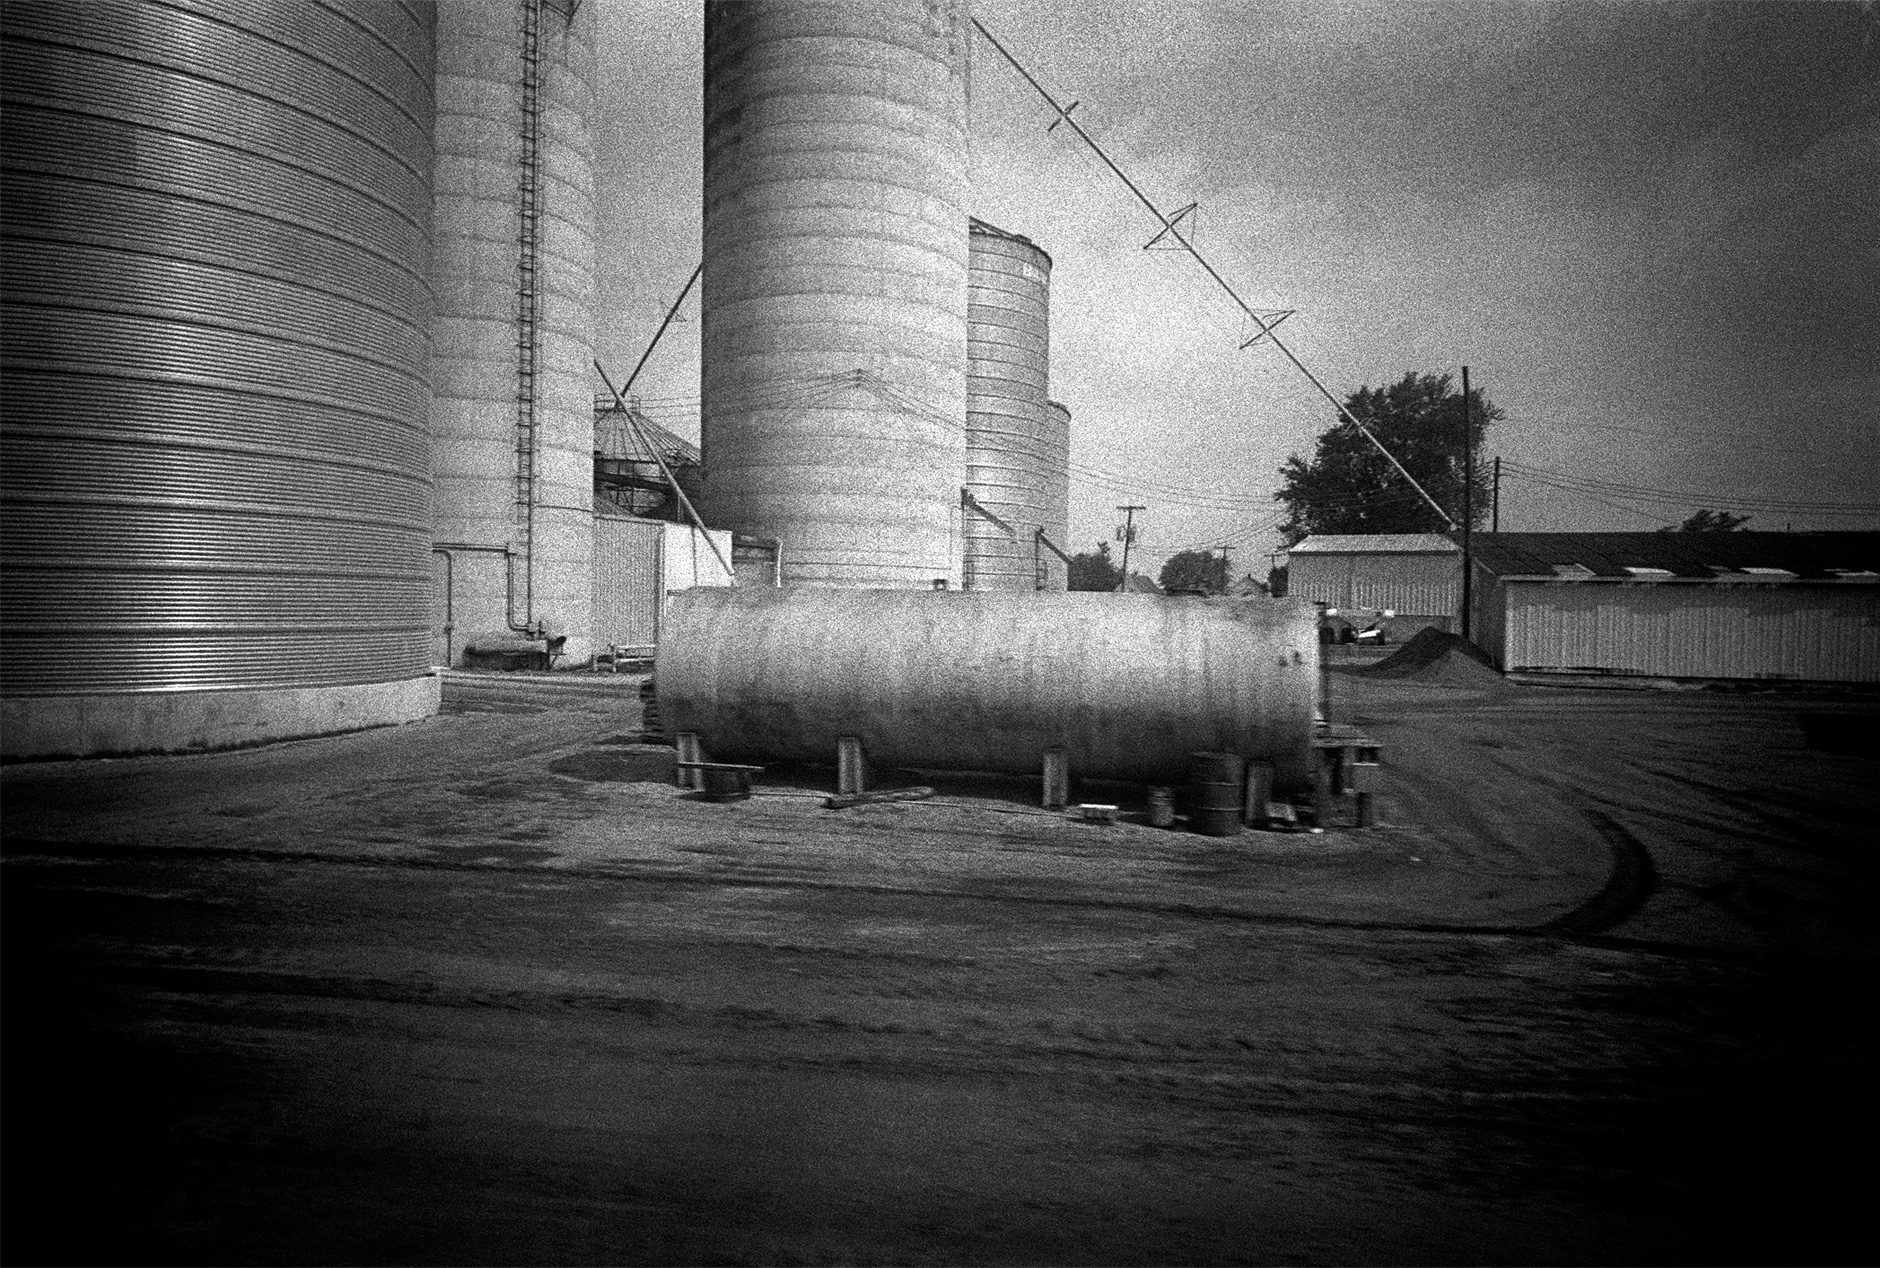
[837,736,867,796]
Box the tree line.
[1064,369,1747,592]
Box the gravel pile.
[1358,627,1506,687]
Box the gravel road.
[4,670,1874,1265]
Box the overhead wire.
[971,17,1457,530]
[1502,459,1880,515]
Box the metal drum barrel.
[1188,751,1247,837]
[657,589,1318,790]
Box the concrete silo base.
[1,675,441,760]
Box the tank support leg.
[837,736,867,795]
[676,732,705,790]
[1042,748,1070,809]
[1244,761,1273,826]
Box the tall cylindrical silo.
[965,219,1051,591]
[702,0,971,588]
[431,0,596,663]
[1040,399,1072,590]
[0,0,439,758]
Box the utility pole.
[1115,505,1145,591]
[1219,544,1234,593]
[1491,456,1501,533]
[1460,366,1473,642]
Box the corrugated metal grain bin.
[0,0,440,757]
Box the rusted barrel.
[1188,751,1246,837]
[657,589,1318,790]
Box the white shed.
[1468,532,1880,683]
[1285,534,1461,637]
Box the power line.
[971,17,1456,530]
[1502,460,1880,515]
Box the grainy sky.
[595,1,1880,574]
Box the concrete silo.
[702,0,972,588]
[965,219,1051,591]
[431,0,596,663]
[0,0,439,758]
[1040,400,1072,591]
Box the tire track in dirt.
[5,832,1716,958]
[1535,810,1658,936]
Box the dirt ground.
[4,666,1876,1266]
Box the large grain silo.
[431,0,596,663]
[0,0,439,758]
[965,218,1050,591]
[1040,399,1072,590]
[701,0,972,588]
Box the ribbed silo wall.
[1040,400,1071,591]
[0,0,440,758]
[965,221,1050,591]
[701,0,971,588]
[431,0,595,663]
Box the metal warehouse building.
[1285,534,1461,637]
[1467,532,1880,683]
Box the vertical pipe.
[1460,365,1473,642]
[1492,455,1501,533]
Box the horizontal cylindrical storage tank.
[1039,399,1071,590]
[0,0,439,757]
[965,219,1051,592]
[701,0,971,588]
[432,0,597,665]
[658,588,1318,790]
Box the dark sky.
[598,1,1880,568]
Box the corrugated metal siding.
[1288,552,1460,619]
[592,517,663,649]
[1472,570,1509,668]
[661,524,735,594]
[1,0,436,694]
[1503,582,1880,681]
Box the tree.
[1274,370,1501,545]
[1660,508,1751,532]
[1067,540,1123,592]
[1157,549,1228,595]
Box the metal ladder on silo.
[514,0,544,607]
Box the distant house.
[1467,532,1880,683]
[1284,534,1461,638]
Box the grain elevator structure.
[431,0,598,665]
[699,0,974,588]
[0,0,441,757]
[0,0,1084,759]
